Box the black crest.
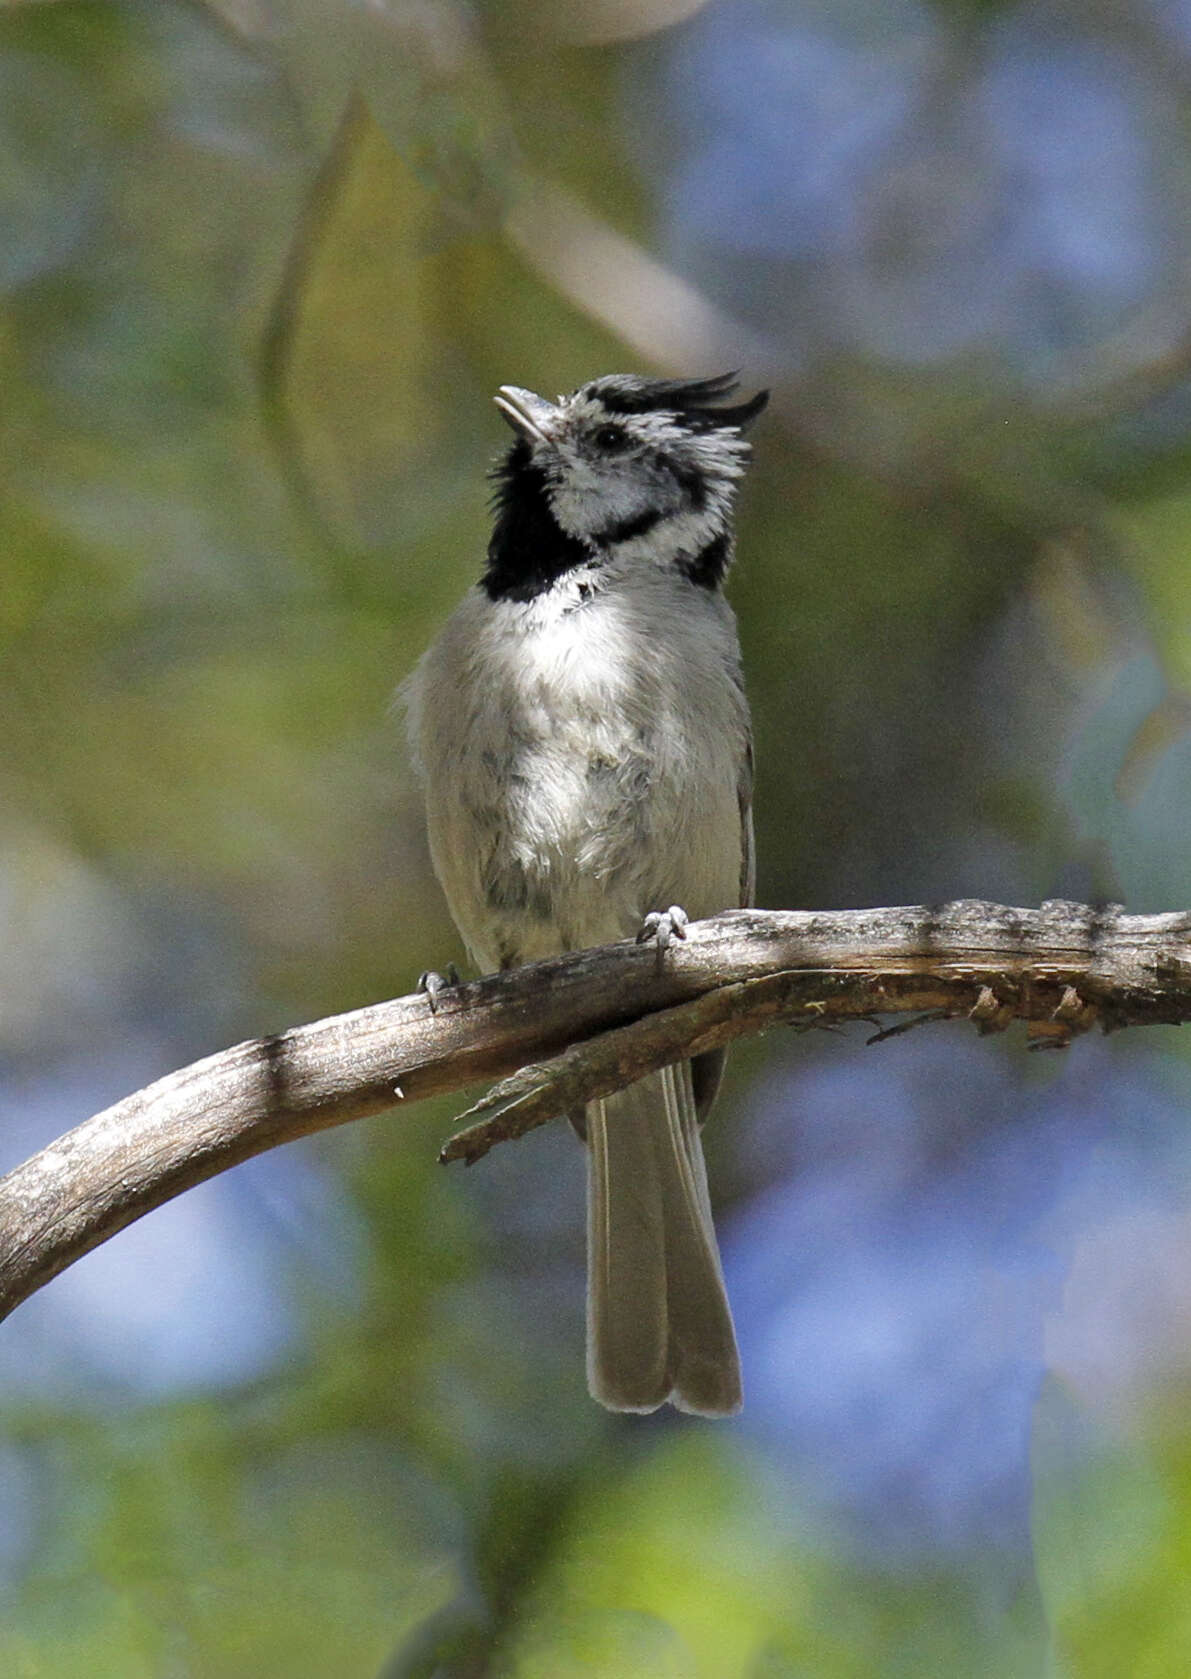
[583,372,769,433]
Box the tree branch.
[3,899,1190,1326]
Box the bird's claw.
[418,963,461,1014]
[637,904,689,966]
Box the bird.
[404,371,767,1414]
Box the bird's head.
[484,373,768,601]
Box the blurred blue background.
[4,0,1191,1672]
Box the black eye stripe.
[590,507,663,547]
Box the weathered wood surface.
[2,900,1188,1324]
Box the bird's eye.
[593,424,629,452]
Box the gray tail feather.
[585,1062,741,1416]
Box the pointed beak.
[494,384,557,444]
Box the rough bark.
[2,899,1188,1324]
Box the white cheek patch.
[528,393,754,575]
[547,453,667,541]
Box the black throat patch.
[483,441,590,602]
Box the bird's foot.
[636,904,689,968]
[417,962,461,1014]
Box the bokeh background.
[5,0,1191,1672]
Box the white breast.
[405,567,750,972]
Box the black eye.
[593,424,630,452]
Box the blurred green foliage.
[6,0,1191,1674]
